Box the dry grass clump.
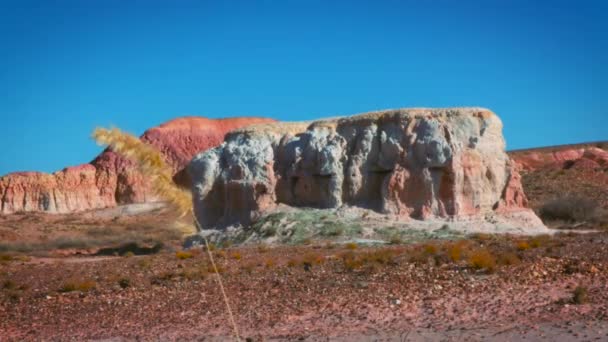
[118,278,131,289]
[572,285,589,304]
[445,240,471,262]
[230,252,242,260]
[516,241,531,251]
[175,251,194,260]
[59,280,96,293]
[468,249,496,273]
[339,248,397,271]
[496,252,521,266]
[92,127,193,234]
[345,242,358,250]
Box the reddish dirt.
[2,225,608,340]
[1,141,607,341]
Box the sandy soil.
[2,227,608,341]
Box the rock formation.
[510,143,608,171]
[0,116,275,214]
[190,108,543,231]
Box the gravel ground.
[2,230,608,341]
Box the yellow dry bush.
[92,127,194,235]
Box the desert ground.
[1,143,608,341]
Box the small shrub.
[2,279,16,290]
[302,253,324,266]
[389,235,402,245]
[497,252,520,266]
[230,252,242,260]
[341,251,363,271]
[423,244,438,255]
[539,196,597,222]
[287,258,298,267]
[516,241,530,251]
[468,249,496,273]
[206,243,217,252]
[59,280,96,293]
[175,251,193,260]
[324,242,335,249]
[470,233,492,242]
[572,286,588,304]
[0,254,13,262]
[123,251,135,258]
[207,264,225,274]
[137,258,152,270]
[446,241,469,261]
[345,242,358,250]
[118,278,131,288]
[529,235,551,248]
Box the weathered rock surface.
[190,108,544,231]
[510,143,608,171]
[0,116,275,214]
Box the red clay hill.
[0,116,275,214]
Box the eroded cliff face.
[0,116,275,214]
[190,108,541,230]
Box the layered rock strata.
[190,108,542,230]
[0,116,275,214]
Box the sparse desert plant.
[539,196,598,223]
[516,241,530,251]
[389,235,403,245]
[302,252,325,266]
[445,240,470,262]
[59,280,96,293]
[345,242,358,250]
[0,254,13,262]
[2,279,16,290]
[230,252,242,260]
[137,258,152,270]
[118,278,131,289]
[341,251,363,271]
[423,243,438,255]
[92,128,193,226]
[572,286,589,304]
[362,249,396,265]
[175,251,194,260]
[496,252,521,266]
[256,244,269,253]
[468,249,496,273]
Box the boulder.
[190,108,542,231]
[0,116,275,214]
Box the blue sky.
[0,0,606,175]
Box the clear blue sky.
[0,0,606,175]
